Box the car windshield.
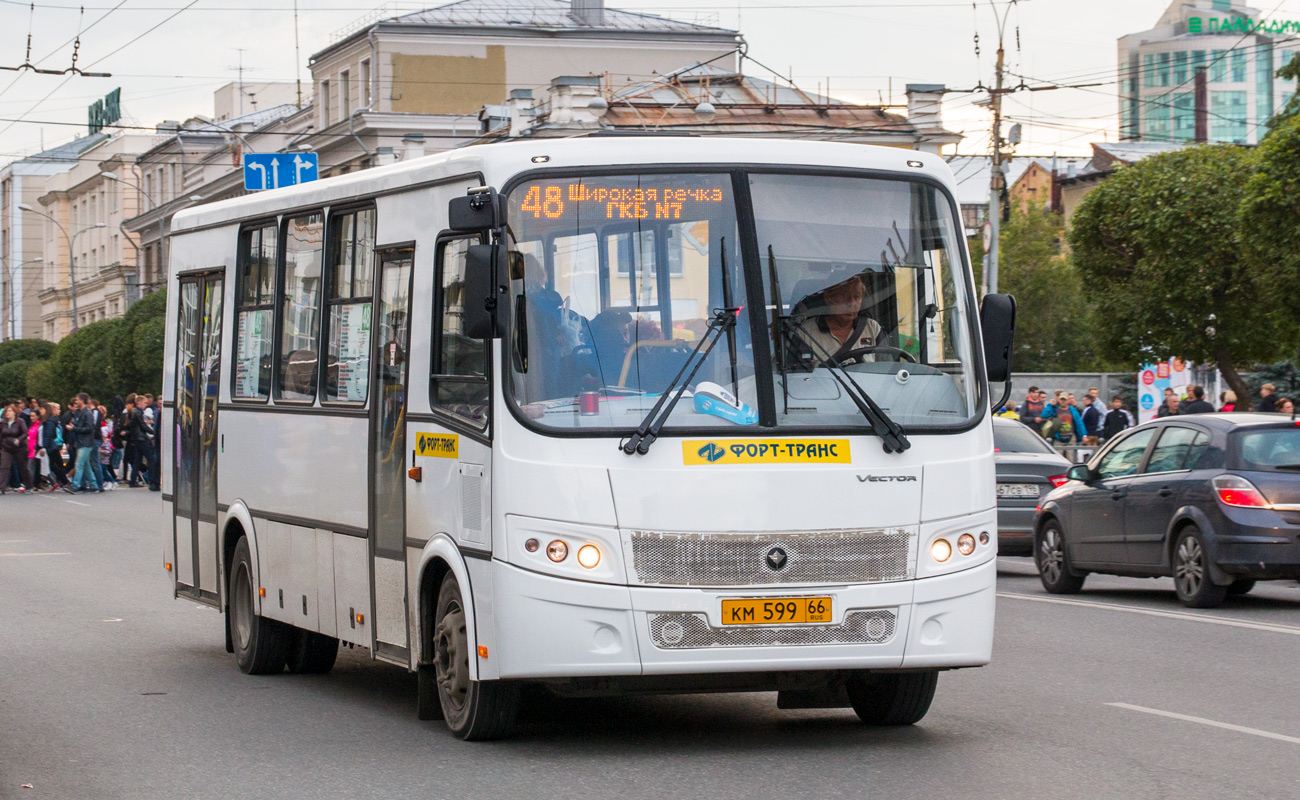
[504,171,980,433]
[994,422,1055,454]
[1233,427,1300,471]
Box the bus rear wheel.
[286,629,339,674]
[432,573,519,740]
[229,537,291,675]
[846,670,939,726]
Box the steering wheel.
[837,345,916,364]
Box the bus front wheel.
[846,670,939,725]
[432,573,519,740]
[229,537,291,675]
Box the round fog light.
[978,531,990,546]
[524,538,539,553]
[576,544,601,569]
[931,538,952,563]
[957,533,976,556]
[546,540,569,562]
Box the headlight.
[546,540,569,562]
[957,533,976,556]
[576,544,601,569]
[931,538,952,562]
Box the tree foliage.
[1068,145,1273,406]
[0,359,36,400]
[1240,114,1300,357]
[996,204,1101,372]
[1266,51,1300,135]
[0,338,55,367]
[107,288,168,393]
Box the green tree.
[1069,145,1274,407]
[108,289,167,392]
[1240,113,1300,358]
[996,203,1098,372]
[0,359,36,399]
[23,360,57,402]
[41,319,121,402]
[0,338,54,367]
[132,315,166,396]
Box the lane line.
[0,539,28,543]
[1108,703,1300,745]
[998,591,1300,636]
[65,500,90,507]
[0,552,71,557]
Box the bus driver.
[789,271,882,366]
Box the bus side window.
[233,222,276,400]
[432,237,489,428]
[322,207,375,404]
[277,212,325,402]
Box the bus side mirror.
[1066,464,1091,483]
[463,244,503,340]
[448,187,499,233]
[980,293,1016,383]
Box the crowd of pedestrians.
[1,393,160,497]
[994,381,1295,457]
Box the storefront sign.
[1187,15,1300,35]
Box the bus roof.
[171,137,960,234]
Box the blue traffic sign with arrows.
[242,152,318,191]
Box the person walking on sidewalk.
[40,402,68,490]
[1,404,34,494]
[65,394,101,493]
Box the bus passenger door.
[369,247,414,661]
[173,271,223,605]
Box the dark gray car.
[993,417,1072,555]
[1034,414,1300,608]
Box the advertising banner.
[1137,358,1193,423]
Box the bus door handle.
[1158,487,1173,498]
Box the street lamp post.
[18,203,106,334]
[3,257,42,341]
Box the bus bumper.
[490,558,994,680]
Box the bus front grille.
[648,610,898,649]
[624,528,915,587]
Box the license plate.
[997,483,1039,498]
[720,597,832,625]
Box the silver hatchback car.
[993,417,1072,555]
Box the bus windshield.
[504,170,979,433]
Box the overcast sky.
[3,0,1300,161]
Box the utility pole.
[953,0,1103,295]
[1193,67,1208,143]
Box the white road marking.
[0,539,28,543]
[101,618,122,623]
[65,500,90,507]
[0,552,71,557]
[998,592,1300,636]
[1108,703,1300,745]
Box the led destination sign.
[517,182,726,221]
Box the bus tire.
[432,573,519,740]
[229,537,290,675]
[846,670,939,726]
[286,629,339,674]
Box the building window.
[1281,50,1297,82]
[277,212,324,402]
[322,207,375,404]
[1173,51,1188,85]
[1231,50,1246,83]
[432,236,489,427]
[360,58,372,106]
[320,80,331,126]
[1210,90,1247,142]
[1143,104,1171,142]
[340,69,351,119]
[234,223,277,400]
[1158,52,1171,87]
[1211,50,1228,83]
[1144,53,1156,88]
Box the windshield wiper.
[767,245,789,416]
[621,307,739,455]
[778,315,911,454]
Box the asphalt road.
[3,489,1300,799]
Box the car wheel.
[1035,520,1086,594]
[1226,579,1256,596]
[432,573,519,740]
[846,670,939,726]
[1173,527,1228,608]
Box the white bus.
[162,137,1016,740]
